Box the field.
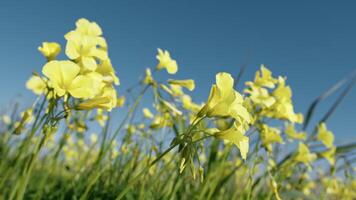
[0,18,355,200]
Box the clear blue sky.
[0,1,355,143]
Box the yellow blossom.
[321,147,336,165]
[260,124,284,150]
[14,109,33,135]
[38,42,61,60]
[75,18,102,37]
[90,133,98,144]
[317,123,334,148]
[156,48,178,74]
[96,59,119,85]
[160,84,183,97]
[116,96,126,107]
[199,72,251,124]
[65,31,108,71]
[143,68,154,85]
[253,65,278,88]
[284,123,306,141]
[42,60,95,99]
[244,85,276,108]
[26,75,47,95]
[77,86,117,111]
[95,109,108,127]
[161,100,182,116]
[2,115,11,125]
[150,113,172,129]
[214,122,249,160]
[295,143,317,166]
[168,79,195,91]
[181,95,202,113]
[143,108,154,119]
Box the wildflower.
[168,79,195,91]
[156,48,178,74]
[26,75,47,95]
[295,143,317,166]
[143,108,154,119]
[284,123,306,141]
[253,65,278,88]
[65,31,107,72]
[214,122,249,160]
[42,60,95,99]
[161,100,182,116]
[142,68,154,85]
[181,95,202,113]
[38,42,61,60]
[77,86,117,111]
[244,85,276,107]
[96,59,120,85]
[160,84,183,97]
[75,18,103,37]
[90,133,98,144]
[13,109,33,135]
[116,96,126,107]
[150,113,172,129]
[127,125,136,134]
[2,115,11,125]
[95,109,108,127]
[317,123,334,148]
[258,77,303,123]
[320,147,336,165]
[268,77,303,123]
[199,72,251,124]
[260,124,284,151]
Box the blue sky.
[0,1,355,143]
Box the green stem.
[115,143,179,200]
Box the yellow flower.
[317,123,334,148]
[65,31,108,71]
[199,72,251,124]
[253,65,278,88]
[181,95,202,113]
[320,147,336,165]
[168,79,195,91]
[42,60,95,99]
[143,108,154,119]
[26,75,47,95]
[262,77,303,123]
[150,113,172,129]
[14,109,33,135]
[142,68,154,85]
[160,84,183,97]
[2,115,11,125]
[260,124,284,151]
[77,86,117,111]
[156,48,178,74]
[295,143,317,165]
[90,133,98,144]
[116,96,126,108]
[284,123,306,141]
[75,18,102,37]
[96,59,119,85]
[95,109,108,127]
[244,85,276,107]
[214,122,249,160]
[161,100,182,116]
[38,42,61,60]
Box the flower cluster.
[26,18,119,111]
